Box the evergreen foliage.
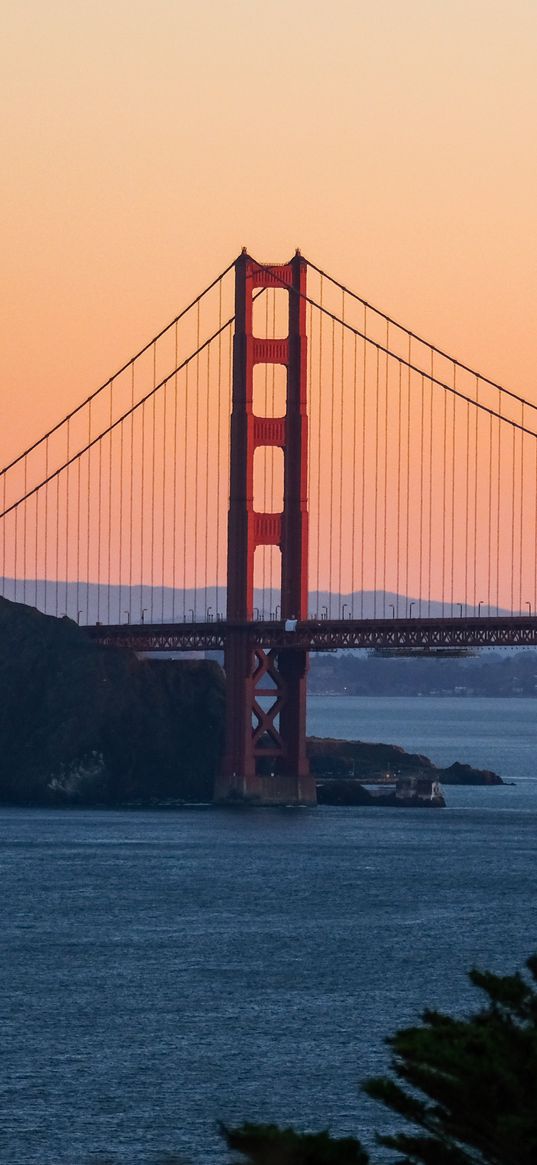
[363,955,537,1164]
[224,957,537,1165]
[220,1122,369,1165]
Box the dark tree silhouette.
[220,1122,369,1165]
[223,956,537,1165]
[363,955,537,1164]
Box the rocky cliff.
[0,597,224,805]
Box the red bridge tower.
[215,251,316,805]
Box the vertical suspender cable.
[329,318,336,616]
[118,385,124,624]
[216,288,222,620]
[351,334,358,615]
[23,454,27,605]
[65,420,70,617]
[150,344,157,622]
[316,278,324,615]
[183,359,189,621]
[360,308,367,619]
[227,322,233,617]
[161,349,167,622]
[194,302,200,616]
[97,428,102,622]
[396,361,402,615]
[76,446,81,620]
[487,405,493,614]
[427,354,434,615]
[140,399,145,622]
[14,505,18,602]
[441,381,448,616]
[45,438,49,612]
[204,343,210,618]
[129,363,135,620]
[1,473,5,593]
[464,399,470,614]
[107,383,113,623]
[307,297,314,615]
[496,391,501,613]
[373,347,380,618]
[172,322,179,621]
[85,408,91,620]
[405,337,411,615]
[55,475,60,617]
[35,483,39,609]
[382,324,389,616]
[339,292,345,611]
[534,420,537,613]
[450,383,456,613]
[473,378,479,612]
[511,425,516,613]
[419,374,425,615]
[519,403,525,613]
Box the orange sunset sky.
[2,0,536,461]
[1,0,537,612]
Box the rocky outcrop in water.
[437,761,503,785]
[307,737,503,785]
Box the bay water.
[1,696,536,1164]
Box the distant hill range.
[0,579,512,625]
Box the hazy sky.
[2,0,536,465]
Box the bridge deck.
[86,615,537,653]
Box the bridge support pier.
[216,251,316,806]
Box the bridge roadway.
[86,614,537,653]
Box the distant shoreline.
[309,691,537,699]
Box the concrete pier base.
[213,772,317,806]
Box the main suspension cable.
[0,314,236,521]
[246,256,537,438]
[305,257,537,415]
[0,260,236,478]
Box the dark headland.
[0,596,503,807]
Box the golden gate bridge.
[2,250,537,803]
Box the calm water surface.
[1,697,537,1164]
